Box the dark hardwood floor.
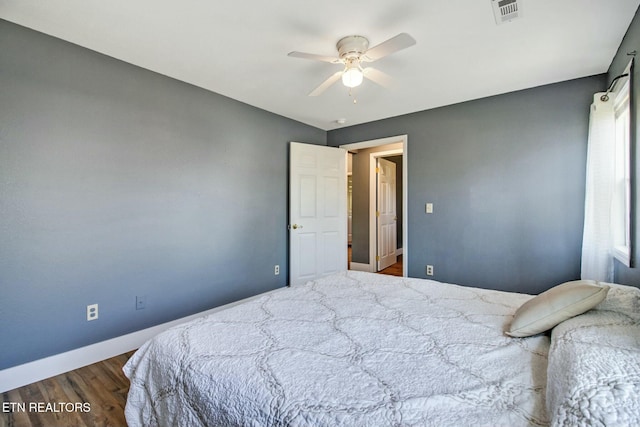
[1,351,134,427]
[379,254,403,276]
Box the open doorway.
[341,135,407,277]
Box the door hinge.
[375,167,380,173]
[376,255,380,261]
[376,211,380,217]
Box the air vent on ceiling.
[491,0,521,25]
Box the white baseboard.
[0,289,281,393]
[349,262,373,272]
[396,248,403,256]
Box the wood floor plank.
[65,369,116,427]
[35,377,85,427]
[82,369,129,427]
[1,390,32,427]
[0,351,133,427]
[17,387,45,427]
[379,254,403,277]
[86,364,127,410]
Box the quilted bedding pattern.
[124,271,550,426]
[547,283,640,426]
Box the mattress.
[124,271,553,426]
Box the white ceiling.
[1,0,638,130]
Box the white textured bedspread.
[547,283,640,426]
[124,271,550,426]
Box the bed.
[123,271,640,426]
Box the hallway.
[348,246,403,277]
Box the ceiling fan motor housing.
[288,32,415,96]
[337,35,369,60]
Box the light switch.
[426,203,433,214]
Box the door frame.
[340,135,408,277]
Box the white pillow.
[506,280,609,337]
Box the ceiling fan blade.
[362,33,416,62]
[288,51,342,64]
[363,67,393,88]
[308,71,343,96]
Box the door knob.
[291,224,303,230]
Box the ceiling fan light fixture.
[289,33,416,96]
[342,66,363,88]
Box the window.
[612,76,631,265]
[582,61,634,280]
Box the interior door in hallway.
[377,157,397,271]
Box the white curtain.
[581,93,616,282]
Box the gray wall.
[329,76,605,294]
[0,15,623,371]
[0,20,325,370]
[609,7,640,286]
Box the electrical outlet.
[136,296,146,310]
[87,304,98,321]
[426,265,434,276]
[274,265,280,275]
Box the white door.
[377,157,397,271]
[289,142,347,286]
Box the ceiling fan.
[288,33,416,97]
